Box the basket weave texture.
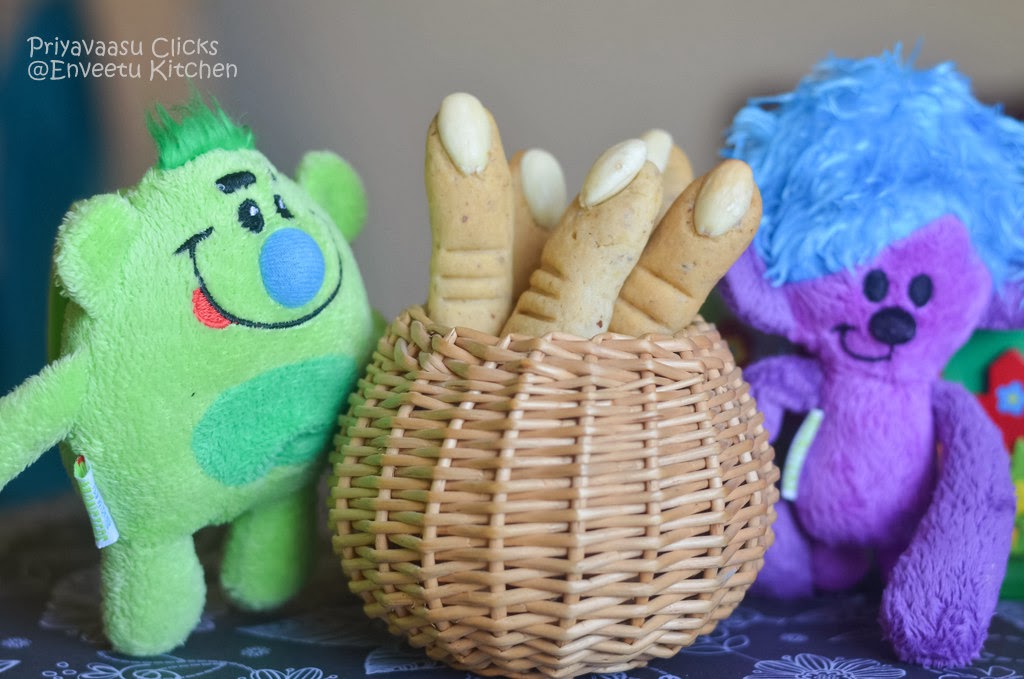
[330,306,778,679]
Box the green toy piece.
[1013,438,1024,556]
[0,93,377,655]
[1001,438,1024,599]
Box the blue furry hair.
[723,46,1024,287]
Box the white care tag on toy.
[781,408,824,502]
[73,455,120,548]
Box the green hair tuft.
[146,90,254,170]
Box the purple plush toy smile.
[720,48,1024,668]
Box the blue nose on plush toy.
[259,227,326,308]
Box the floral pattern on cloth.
[2,496,1024,678]
[746,653,907,679]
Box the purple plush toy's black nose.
[869,306,916,346]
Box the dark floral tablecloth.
[2,495,1023,679]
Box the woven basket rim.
[400,303,710,341]
[389,305,732,371]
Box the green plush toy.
[0,94,377,655]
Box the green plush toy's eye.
[238,199,264,233]
[274,194,293,220]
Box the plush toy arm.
[295,151,368,243]
[719,246,797,339]
[881,380,1015,667]
[743,354,822,440]
[980,282,1024,329]
[0,352,88,492]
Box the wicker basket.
[329,305,777,679]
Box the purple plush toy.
[721,49,1024,667]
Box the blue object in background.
[0,0,105,506]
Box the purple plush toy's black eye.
[864,269,888,302]
[909,274,933,307]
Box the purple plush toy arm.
[720,247,797,339]
[880,380,1015,668]
[743,355,822,441]
[980,282,1024,330]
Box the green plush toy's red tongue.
[192,288,231,329]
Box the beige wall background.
[11,1,1024,318]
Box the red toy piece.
[978,349,1024,453]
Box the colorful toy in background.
[0,94,378,656]
[975,351,1024,567]
[976,350,1024,452]
[720,47,1024,667]
[1013,440,1024,551]
[946,338,1024,597]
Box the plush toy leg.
[751,501,814,599]
[220,484,316,610]
[101,535,206,656]
[811,542,870,591]
[881,381,1015,667]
